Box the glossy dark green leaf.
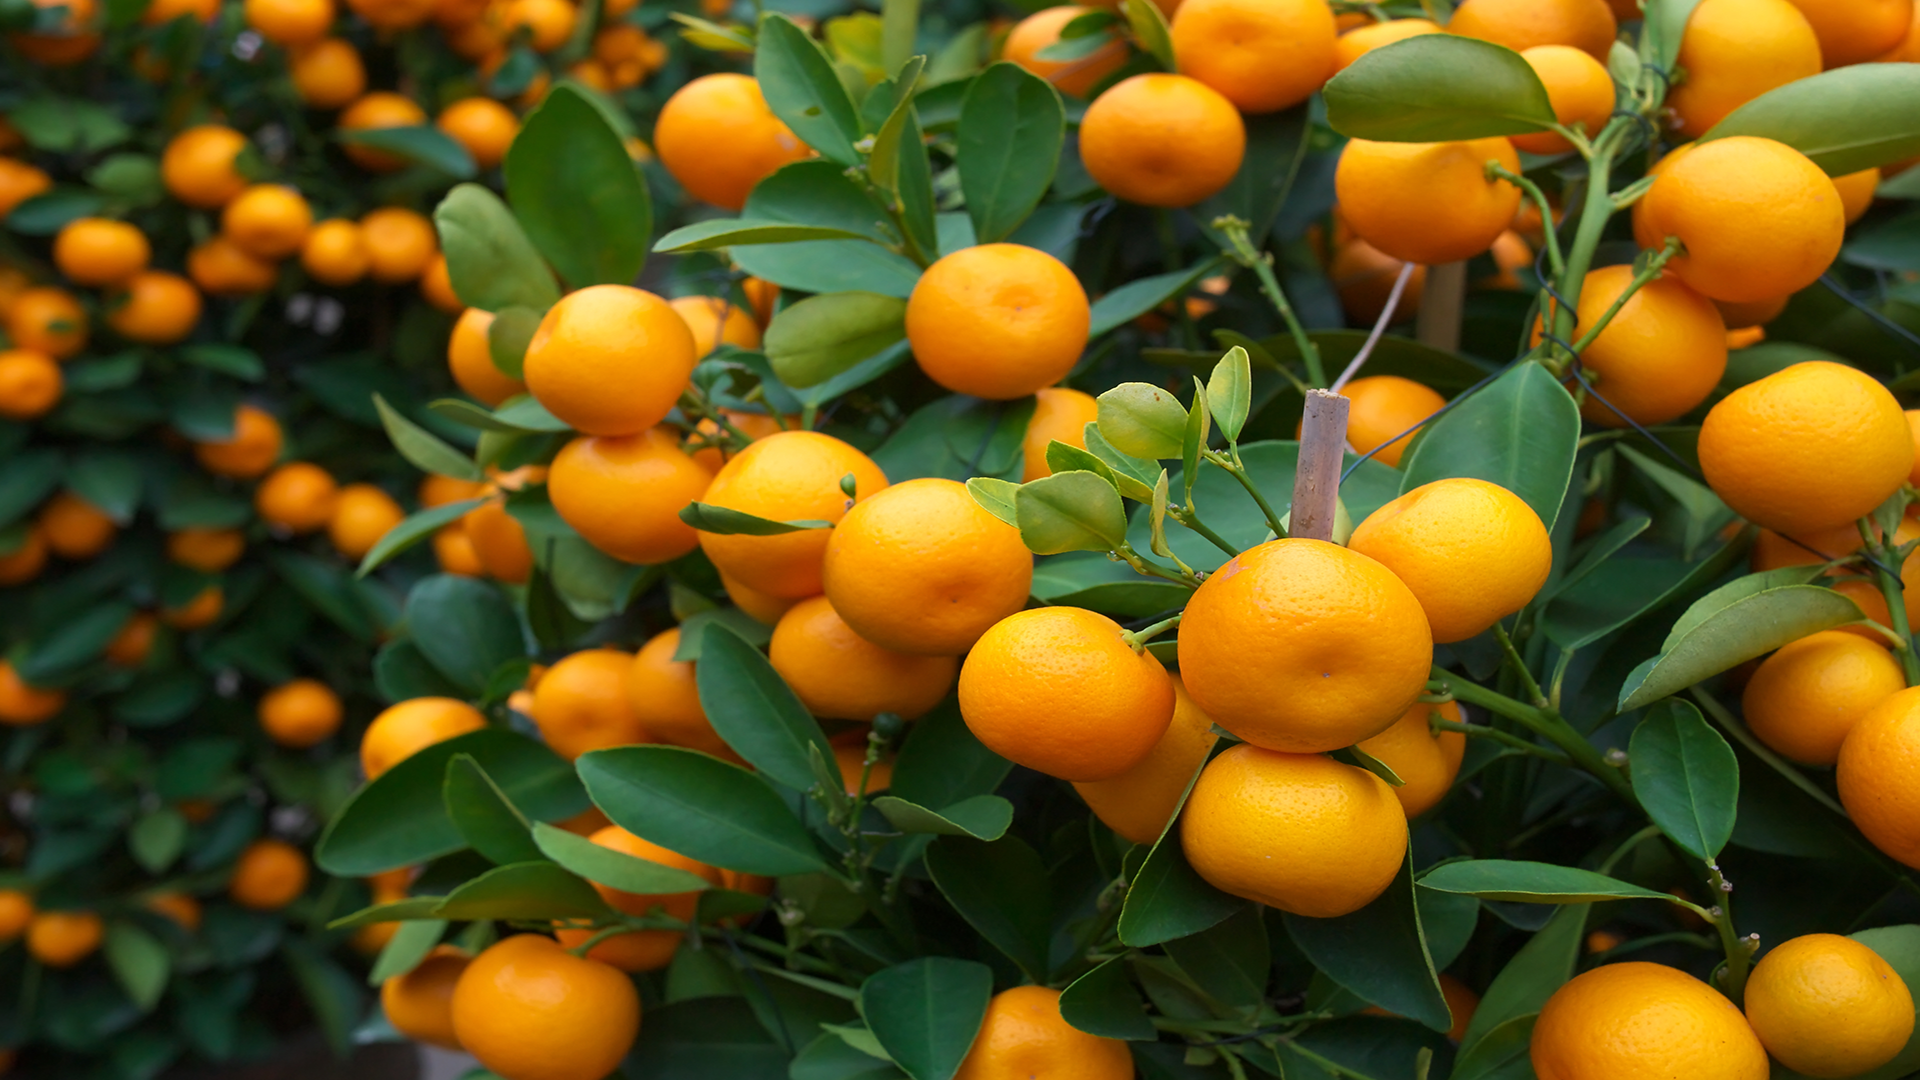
[280,938,364,1057]
[488,306,539,380]
[1119,833,1246,948]
[431,860,613,920]
[403,574,527,694]
[1449,1014,1537,1080]
[1198,106,1311,243]
[1286,857,1450,1032]
[366,918,446,986]
[679,502,832,535]
[925,835,1052,980]
[870,394,1037,482]
[1457,903,1585,1053]
[129,809,187,873]
[375,397,482,486]
[890,700,1013,811]
[1088,259,1228,339]
[64,447,141,523]
[791,1033,907,1080]
[1618,584,1864,710]
[1060,956,1156,1041]
[504,85,651,287]
[530,821,714,893]
[1399,362,1579,530]
[1015,471,1128,554]
[1121,0,1174,69]
[1166,904,1270,1013]
[8,96,131,151]
[860,958,993,1080]
[433,183,561,313]
[356,498,485,577]
[336,125,476,177]
[443,754,544,865]
[1324,35,1555,141]
[755,13,864,165]
[731,164,920,296]
[105,922,169,1011]
[1420,861,1672,904]
[654,218,878,253]
[0,448,62,529]
[871,795,1013,840]
[1641,0,1703,71]
[578,745,827,875]
[1704,64,1920,176]
[1030,551,1193,617]
[957,62,1066,243]
[1629,700,1739,860]
[765,291,909,389]
[15,600,134,683]
[695,622,834,791]
[178,344,265,382]
[316,729,586,875]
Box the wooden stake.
[1292,389,1350,543]
[1416,261,1466,353]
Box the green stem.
[1543,123,1625,373]
[1214,216,1323,386]
[1122,613,1182,651]
[1860,518,1920,685]
[1115,541,1202,589]
[1705,861,1752,1003]
[1428,718,1569,764]
[1431,671,1638,806]
[1204,448,1288,540]
[740,953,863,1001]
[1598,824,1663,875]
[1487,164,1564,278]
[1167,505,1240,558]
[1569,238,1681,354]
[1492,623,1548,708]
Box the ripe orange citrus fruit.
[1334,375,1443,468]
[549,429,712,565]
[229,838,309,910]
[906,244,1090,400]
[360,207,437,283]
[553,826,725,972]
[437,97,519,169]
[1640,136,1843,303]
[0,890,33,941]
[451,934,641,1080]
[0,527,47,586]
[1839,686,1920,868]
[1179,538,1432,752]
[1699,360,1911,534]
[953,985,1134,1080]
[195,404,284,478]
[1170,0,1336,113]
[259,678,345,748]
[447,308,527,406]
[697,430,889,600]
[39,491,115,560]
[328,483,404,559]
[1072,674,1220,844]
[421,254,462,312]
[626,629,732,757]
[1020,386,1100,482]
[464,493,533,584]
[0,159,52,217]
[1530,961,1771,1080]
[1745,932,1915,1078]
[1744,631,1904,766]
[0,349,63,421]
[1332,18,1440,72]
[1182,745,1408,918]
[769,596,960,722]
[523,284,698,436]
[821,477,1033,656]
[1355,698,1466,818]
[654,74,813,211]
[361,697,488,778]
[1336,138,1523,265]
[290,38,366,108]
[382,945,470,1051]
[531,649,646,761]
[1667,0,1821,137]
[166,527,245,572]
[1079,74,1246,207]
[256,462,340,532]
[6,286,87,359]
[222,184,313,259]
[1447,0,1618,59]
[26,910,103,968]
[162,125,248,208]
[0,661,64,725]
[1002,6,1128,99]
[244,0,333,44]
[188,236,277,296]
[53,217,149,286]
[1542,267,1727,426]
[340,92,430,170]
[106,271,201,345]
[301,219,371,286]
[667,294,760,356]
[1349,478,1553,643]
[1513,45,1616,155]
[103,612,157,667]
[161,586,223,630]
[958,606,1175,781]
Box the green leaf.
[925,835,1052,981]
[871,795,1014,840]
[957,62,1066,244]
[870,394,1036,483]
[1324,35,1555,141]
[403,574,527,695]
[0,448,63,529]
[367,918,447,986]
[764,291,909,389]
[374,395,482,482]
[1629,700,1739,860]
[444,754,544,865]
[1457,903,1585,1053]
[1450,1014,1537,1080]
[732,164,921,297]
[1165,904,1270,1012]
[432,861,613,920]
[1399,362,1579,531]
[965,477,1019,527]
[433,184,563,313]
[1014,471,1128,554]
[860,959,993,1080]
[105,922,169,1011]
[654,218,878,252]
[1119,834,1246,948]
[671,608,772,660]
[7,97,131,152]
[491,394,572,432]
[1207,348,1252,443]
[65,447,142,523]
[695,622,834,792]
[1703,64,1920,177]
[6,189,104,234]
[890,699,1014,811]
[1097,383,1189,460]
[488,306,540,380]
[1060,956,1156,1041]
[337,125,477,177]
[1641,0,1703,72]
[504,85,652,287]
[129,809,188,873]
[316,729,587,876]
[1121,0,1174,69]
[1419,860,1674,904]
[178,344,265,382]
[357,498,485,577]
[755,13,864,166]
[679,502,832,535]
[1801,926,1920,1080]
[328,897,446,931]
[16,600,135,683]
[578,745,828,876]
[530,821,715,893]
[1087,260,1226,339]
[281,939,365,1058]
[1285,855,1450,1033]
[1619,584,1865,710]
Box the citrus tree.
[0,0,711,1068]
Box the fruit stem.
[1115,539,1203,589]
[1541,123,1625,374]
[1430,671,1638,806]
[1203,449,1289,540]
[1427,718,1570,765]
[1121,613,1182,652]
[1486,164,1563,278]
[1568,237,1681,355]
[1491,623,1548,709]
[1214,216,1324,387]
[1704,860,1751,1002]
[1166,505,1240,558]
[1859,518,1920,685]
